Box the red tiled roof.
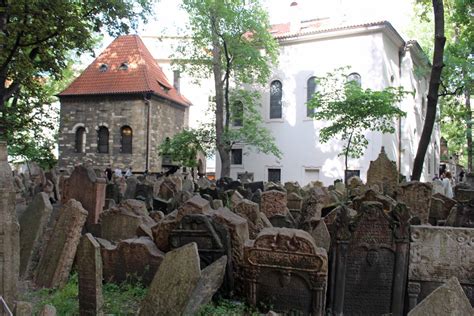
[59,35,191,106]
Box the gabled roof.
[59,35,191,107]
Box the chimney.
[289,2,301,34]
[173,70,180,92]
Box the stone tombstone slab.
[409,226,474,306]
[100,199,154,242]
[35,199,88,288]
[98,236,164,286]
[446,199,474,228]
[19,192,52,277]
[0,142,20,307]
[243,228,328,315]
[397,181,432,224]
[260,190,288,218]
[157,178,177,200]
[429,193,456,225]
[284,181,303,196]
[454,183,474,202]
[105,183,122,204]
[366,146,398,196]
[287,192,303,210]
[139,242,201,316]
[408,277,474,316]
[14,301,33,316]
[169,214,233,296]
[134,183,154,210]
[351,189,396,213]
[234,199,270,239]
[61,165,106,227]
[310,220,331,252]
[78,233,104,316]
[466,172,474,187]
[330,202,411,316]
[245,181,264,193]
[124,176,138,199]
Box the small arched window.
[307,76,317,116]
[97,126,109,153]
[121,126,133,154]
[233,101,243,127]
[270,80,282,119]
[75,127,86,153]
[347,72,361,87]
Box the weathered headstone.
[396,181,432,224]
[243,228,328,315]
[61,165,106,227]
[14,301,33,316]
[445,199,474,228]
[454,183,474,202]
[310,220,331,252]
[98,237,164,285]
[408,277,473,316]
[408,225,474,307]
[19,192,52,277]
[234,199,271,239]
[78,233,103,316]
[39,304,56,316]
[260,190,288,219]
[35,199,88,288]
[366,146,398,196]
[330,202,410,316]
[139,243,201,316]
[429,193,456,225]
[351,189,396,213]
[287,192,303,210]
[0,142,19,306]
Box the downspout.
[144,94,151,172]
[398,46,405,174]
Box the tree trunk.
[466,89,472,171]
[411,0,446,181]
[211,25,231,178]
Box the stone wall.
[58,94,188,173]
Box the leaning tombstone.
[242,228,328,315]
[78,233,103,316]
[396,181,432,224]
[407,277,473,316]
[19,192,52,278]
[34,199,88,288]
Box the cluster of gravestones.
[7,147,474,315]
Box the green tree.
[0,0,154,148]
[307,67,407,171]
[178,0,281,177]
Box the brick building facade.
[58,35,191,172]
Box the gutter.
[144,93,151,172]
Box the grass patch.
[22,273,147,315]
[198,299,258,316]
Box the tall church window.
[270,80,282,119]
[121,126,133,154]
[97,126,109,153]
[75,127,86,153]
[307,76,317,116]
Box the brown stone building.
[58,35,191,172]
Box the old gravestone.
[260,190,288,218]
[366,146,398,196]
[330,202,410,316]
[242,228,328,315]
[98,236,164,286]
[0,142,20,307]
[61,165,106,228]
[19,192,52,278]
[396,181,432,224]
[454,182,474,202]
[139,243,202,316]
[35,199,88,288]
[234,199,271,240]
[429,193,456,225]
[169,214,233,296]
[78,233,103,316]
[408,225,474,308]
[445,199,474,228]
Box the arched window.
[270,80,282,119]
[97,126,109,153]
[233,101,243,127]
[121,126,133,154]
[75,127,86,153]
[307,76,317,116]
[347,72,361,87]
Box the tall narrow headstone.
[0,142,19,306]
[396,182,432,224]
[78,233,103,316]
[19,192,52,277]
[35,199,88,288]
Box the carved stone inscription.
[409,226,474,284]
[256,269,312,314]
[344,203,396,315]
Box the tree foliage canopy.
[307,67,407,169]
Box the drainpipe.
[144,94,151,172]
[398,46,405,174]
